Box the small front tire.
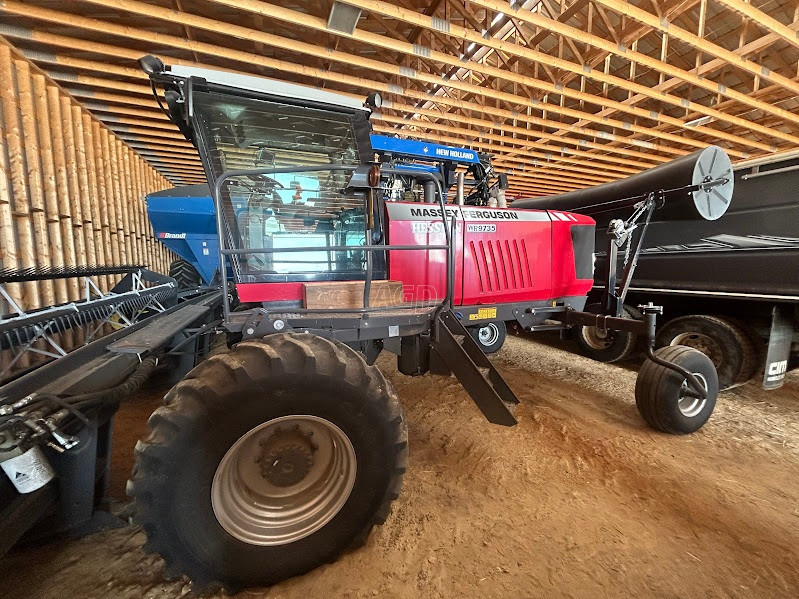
[575,304,640,363]
[635,345,719,434]
[468,320,506,354]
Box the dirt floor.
[3,332,799,599]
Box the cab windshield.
[190,89,374,282]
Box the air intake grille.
[470,239,533,293]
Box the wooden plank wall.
[0,38,175,315]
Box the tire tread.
[127,333,406,592]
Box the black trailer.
[517,151,799,391]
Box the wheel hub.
[678,372,709,417]
[478,323,499,346]
[211,415,357,546]
[258,429,315,487]
[582,325,614,349]
[670,333,723,368]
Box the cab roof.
[167,64,368,113]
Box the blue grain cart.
[146,184,220,286]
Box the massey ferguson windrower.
[134,56,731,591]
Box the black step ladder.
[431,310,519,426]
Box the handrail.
[212,164,454,323]
[222,244,449,254]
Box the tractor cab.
[144,59,378,291]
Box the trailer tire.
[168,259,202,290]
[574,304,640,363]
[656,315,758,390]
[468,321,506,354]
[635,345,718,434]
[127,333,407,592]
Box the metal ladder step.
[430,310,519,426]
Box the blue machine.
[146,135,491,284]
[369,135,480,164]
[146,184,219,284]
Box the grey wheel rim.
[581,325,613,350]
[671,332,724,368]
[477,323,500,347]
[211,415,357,546]
[678,372,708,418]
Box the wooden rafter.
[1,0,798,191]
[712,0,799,51]
[1,1,719,166]
[338,0,797,145]
[54,0,765,153]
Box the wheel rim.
[211,415,357,546]
[678,372,708,417]
[477,323,500,347]
[581,325,614,350]
[670,332,724,368]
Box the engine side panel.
[386,203,463,303]
[460,207,553,304]
[549,211,596,299]
[386,203,561,305]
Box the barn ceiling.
[2,0,799,197]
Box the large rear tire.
[168,259,202,290]
[635,345,719,434]
[655,314,759,390]
[128,333,407,592]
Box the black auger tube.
[513,145,734,222]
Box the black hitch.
[555,302,709,401]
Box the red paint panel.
[386,203,462,303]
[549,211,595,298]
[237,282,304,302]
[461,215,553,304]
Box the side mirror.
[497,173,510,190]
[138,55,165,75]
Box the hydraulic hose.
[67,356,159,409]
